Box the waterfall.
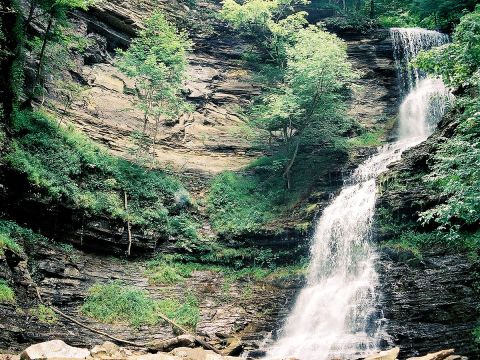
[265,28,453,360]
[391,28,449,94]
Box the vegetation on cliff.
[378,6,480,257]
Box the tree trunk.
[123,191,132,256]
[0,0,18,129]
[369,0,375,19]
[283,139,300,190]
[33,10,53,95]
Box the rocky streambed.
[0,339,468,360]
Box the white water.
[265,28,453,360]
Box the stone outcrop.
[365,347,400,360]
[20,340,90,360]
[0,240,300,353]
[374,117,480,358]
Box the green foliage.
[347,129,384,148]
[0,219,49,256]
[157,293,200,329]
[0,280,15,303]
[250,26,355,187]
[145,254,308,287]
[207,171,279,236]
[206,147,345,236]
[0,233,22,256]
[116,11,192,134]
[82,281,200,329]
[82,282,160,328]
[4,110,198,240]
[412,9,480,237]
[220,0,310,65]
[419,105,480,233]
[415,6,480,90]
[30,304,58,324]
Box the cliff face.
[375,118,480,358]
[5,0,474,357]
[48,0,261,176]
[0,240,301,353]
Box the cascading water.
[265,28,453,360]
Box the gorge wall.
[1,1,478,359]
[375,118,480,358]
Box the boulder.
[90,341,133,359]
[147,335,197,352]
[0,355,20,360]
[132,354,177,360]
[20,340,90,360]
[169,347,238,360]
[365,347,400,360]
[406,349,455,360]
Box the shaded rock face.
[374,119,480,358]
[0,240,302,353]
[377,251,480,358]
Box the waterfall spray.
[265,28,453,360]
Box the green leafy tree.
[253,26,356,188]
[220,0,310,66]
[30,0,95,96]
[116,12,192,136]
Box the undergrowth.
[81,281,200,329]
[4,110,198,241]
[207,149,346,237]
[0,280,15,303]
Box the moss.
[0,280,15,303]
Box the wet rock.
[365,347,400,360]
[20,340,90,360]
[0,355,20,360]
[406,349,455,360]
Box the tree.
[220,0,310,66]
[30,0,95,97]
[252,26,356,188]
[116,12,192,137]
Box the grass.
[157,293,200,329]
[4,110,198,241]
[81,281,200,330]
[0,280,15,303]
[82,282,159,328]
[145,254,308,286]
[206,149,346,238]
[0,233,22,256]
[347,130,384,148]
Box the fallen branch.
[34,286,222,354]
[35,286,146,347]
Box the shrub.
[0,280,15,303]
[81,282,159,328]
